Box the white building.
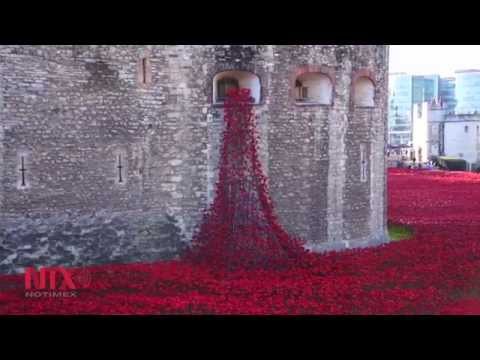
[441,69,480,169]
[443,113,480,168]
[412,99,446,163]
[397,69,480,170]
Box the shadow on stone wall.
[0,211,186,274]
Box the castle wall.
[0,46,205,273]
[0,56,4,228]
[0,45,389,274]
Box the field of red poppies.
[1,168,480,315]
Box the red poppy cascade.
[185,88,306,270]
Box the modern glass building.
[389,73,412,145]
[439,77,456,114]
[455,70,480,115]
[388,73,440,145]
[413,75,440,104]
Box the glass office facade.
[439,77,456,113]
[388,74,440,145]
[455,70,480,114]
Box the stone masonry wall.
[0,45,389,274]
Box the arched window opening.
[295,72,333,105]
[217,77,239,102]
[353,76,375,107]
[213,71,261,104]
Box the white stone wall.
[444,121,480,165]
[412,102,446,161]
[412,103,429,161]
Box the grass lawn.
[388,224,413,241]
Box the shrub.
[437,157,467,171]
[471,163,480,173]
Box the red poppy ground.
[1,168,480,314]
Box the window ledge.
[354,105,376,109]
[295,101,332,107]
[213,102,262,107]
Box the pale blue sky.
[389,45,480,77]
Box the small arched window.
[295,72,333,105]
[213,71,261,104]
[217,77,239,102]
[354,77,375,107]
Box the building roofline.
[455,69,480,74]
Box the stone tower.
[0,45,389,274]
